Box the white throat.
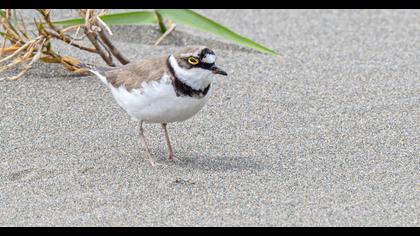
[169,55,213,91]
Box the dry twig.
[0,9,131,81]
[155,21,176,46]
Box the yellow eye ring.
[188,57,199,65]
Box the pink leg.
[139,121,160,167]
[161,123,176,161]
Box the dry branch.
[0,9,131,81]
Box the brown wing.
[104,56,170,91]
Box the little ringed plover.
[77,46,227,166]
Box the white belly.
[108,76,211,123]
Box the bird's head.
[167,46,227,90]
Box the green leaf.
[52,17,84,26]
[53,10,277,55]
[157,9,277,55]
[0,9,5,18]
[53,11,157,27]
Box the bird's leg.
[161,123,177,161]
[138,121,160,167]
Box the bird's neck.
[167,55,212,91]
[166,55,211,98]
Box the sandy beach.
[0,9,418,226]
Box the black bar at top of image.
[1,0,420,9]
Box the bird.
[77,46,228,166]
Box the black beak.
[210,65,228,76]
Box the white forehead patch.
[202,54,216,64]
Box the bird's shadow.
[157,149,267,172]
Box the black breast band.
[166,56,210,98]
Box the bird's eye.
[188,57,199,65]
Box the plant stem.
[154,22,176,46]
[84,28,115,67]
[43,28,97,53]
[155,10,167,33]
[97,29,129,65]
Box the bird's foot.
[144,154,163,167]
[149,159,164,167]
[168,154,181,162]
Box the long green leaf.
[54,11,157,27]
[157,9,277,55]
[53,10,277,55]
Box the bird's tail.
[75,63,108,84]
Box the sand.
[0,9,418,226]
